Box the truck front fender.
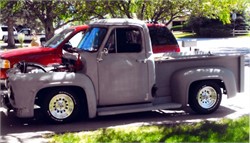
[170,67,237,106]
[37,72,97,118]
[8,72,97,118]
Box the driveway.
[178,37,250,65]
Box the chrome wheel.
[189,81,222,114]
[197,86,218,109]
[49,93,75,120]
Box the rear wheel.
[3,36,8,43]
[40,38,46,46]
[42,89,81,123]
[189,81,222,114]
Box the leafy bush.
[199,27,232,38]
[187,16,233,37]
[17,33,25,47]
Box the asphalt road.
[0,37,250,143]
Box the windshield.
[44,29,74,48]
[77,27,107,52]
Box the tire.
[3,36,8,43]
[41,40,46,46]
[40,38,46,46]
[41,88,81,123]
[189,81,222,114]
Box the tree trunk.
[44,18,55,41]
[7,17,16,48]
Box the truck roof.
[89,18,147,27]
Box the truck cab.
[77,19,156,105]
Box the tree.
[23,0,86,40]
[187,0,250,36]
[0,0,24,48]
[79,0,193,25]
[135,0,193,25]
[75,0,136,19]
[189,0,250,24]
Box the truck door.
[98,27,150,106]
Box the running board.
[97,103,182,116]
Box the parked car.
[3,28,46,45]
[0,25,17,41]
[3,19,244,123]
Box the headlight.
[0,59,11,69]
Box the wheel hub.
[197,86,218,109]
[49,94,74,119]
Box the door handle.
[136,59,147,63]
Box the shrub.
[17,33,25,48]
[199,27,232,38]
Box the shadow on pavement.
[0,105,236,136]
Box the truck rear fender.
[170,67,237,106]
[36,73,97,118]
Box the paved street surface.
[0,37,250,143]
[178,37,250,66]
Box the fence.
[232,29,249,36]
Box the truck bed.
[154,53,245,97]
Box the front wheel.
[189,81,222,114]
[42,89,80,123]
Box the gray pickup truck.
[3,19,245,123]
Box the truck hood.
[0,46,52,59]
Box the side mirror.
[63,43,73,52]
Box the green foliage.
[187,16,234,37]
[199,28,232,38]
[1,0,250,40]
[173,32,197,38]
[50,115,249,143]
[0,0,25,21]
[190,0,249,24]
[17,33,25,48]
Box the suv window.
[148,26,178,45]
[1,27,16,32]
[1,27,8,31]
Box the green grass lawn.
[49,115,249,143]
[173,32,197,38]
[173,31,250,38]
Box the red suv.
[0,25,89,80]
[147,23,180,53]
[0,24,179,82]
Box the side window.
[105,31,116,53]
[149,26,177,45]
[22,30,29,35]
[105,28,142,53]
[69,31,85,47]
